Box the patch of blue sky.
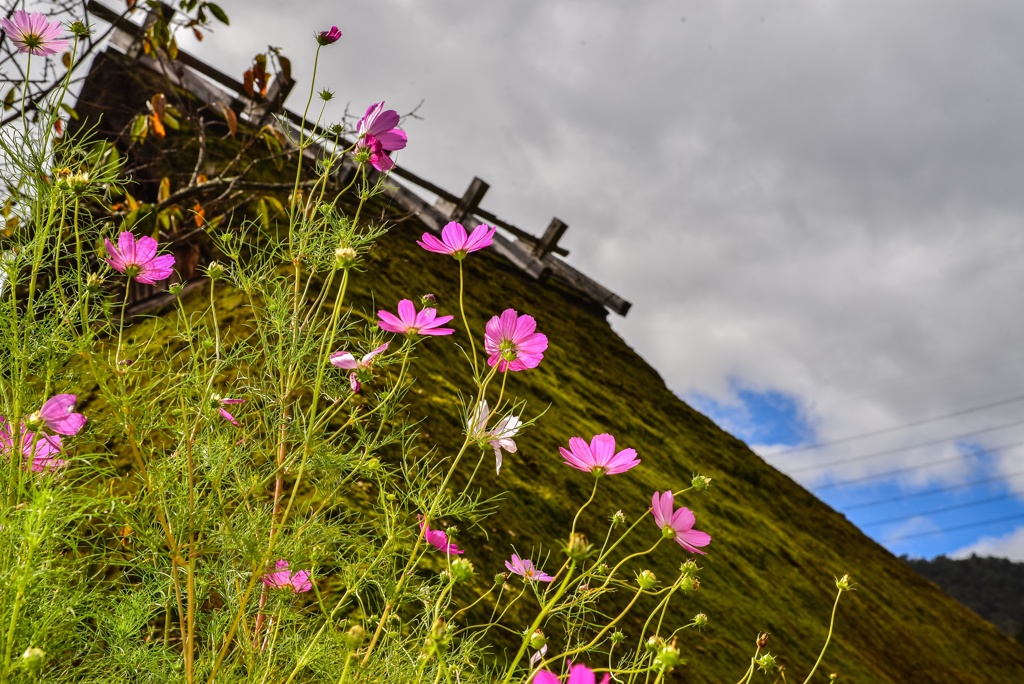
[686,378,814,449]
[819,469,1024,559]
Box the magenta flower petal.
[560,434,639,476]
[218,408,239,426]
[419,516,464,555]
[262,559,312,591]
[105,231,175,284]
[38,394,86,436]
[356,102,406,171]
[533,672,560,684]
[651,491,710,555]
[330,352,358,369]
[440,222,469,251]
[379,299,454,336]
[417,233,452,254]
[484,309,548,372]
[0,11,69,56]
[317,25,342,45]
[463,224,496,252]
[505,553,553,582]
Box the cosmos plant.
[0,8,853,684]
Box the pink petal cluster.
[418,222,496,260]
[419,516,464,555]
[534,664,609,684]
[329,342,389,370]
[483,309,548,372]
[467,400,521,475]
[0,419,65,472]
[559,434,639,477]
[651,491,711,555]
[379,299,454,337]
[104,232,176,284]
[34,394,87,435]
[317,25,342,45]
[262,560,312,593]
[0,11,69,56]
[355,101,407,172]
[505,554,553,583]
[217,397,245,427]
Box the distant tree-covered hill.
[905,555,1024,639]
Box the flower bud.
[449,558,474,583]
[829,675,838,681]
[610,630,626,645]
[70,21,91,38]
[85,272,105,293]
[21,647,45,669]
[421,293,437,307]
[528,629,546,651]
[678,575,700,593]
[756,632,771,648]
[168,282,185,296]
[346,624,365,646]
[565,533,592,562]
[755,653,777,673]
[654,639,682,670]
[610,510,626,527]
[636,569,658,591]
[692,613,708,628]
[691,473,712,492]
[349,372,361,394]
[319,89,335,102]
[23,411,43,431]
[645,635,664,653]
[494,572,507,587]
[204,261,226,280]
[335,246,357,268]
[835,574,853,592]
[679,559,700,578]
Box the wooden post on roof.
[532,218,569,259]
[435,176,489,224]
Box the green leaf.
[206,3,229,25]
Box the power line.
[815,440,1024,491]
[843,470,1024,511]
[771,392,1024,457]
[860,492,1020,528]
[884,511,1024,542]
[788,417,1024,474]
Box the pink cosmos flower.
[349,373,361,394]
[33,394,86,436]
[419,516,464,555]
[559,434,639,477]
[467,400,521,476]
[417,222,496,260]
[355,101,407,172]
[262,560,312,593]
[505,554,553,583]
[534,663,610,684]
[378,299,454,337]
[484,309,548,372]
[104,232,176,284]
[216,397,245,427]
[0,11,69,56]
[0,419,66,472]
[317,25,342,45]
[651,491,711,555]
[329,342,389,370]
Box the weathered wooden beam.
[532,218,569,259]
[435,176,490,224]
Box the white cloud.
[952,526,1024,562]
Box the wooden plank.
[532,218,569,259]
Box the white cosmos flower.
[467,400,521,476]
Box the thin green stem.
[801,589,844,684]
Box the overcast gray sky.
[167,0,1024,560]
